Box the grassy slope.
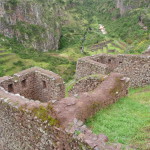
[0,35,79,82]
[0,1,149,149]
[0,0,149,82]
[60,0,150,55]
[86,86,150,149]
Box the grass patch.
[86,86,150,149]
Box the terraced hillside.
[0,35,77,82]
[0,0,149,82]
[0,46,50,77]
[60,0,150,54]
[85,39,129,55]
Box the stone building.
[0,67,65,102]
[76,54,150,87]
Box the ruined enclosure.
[76,54,150,87]
[0,55,149,149]
[0,67,65,102]
[0,67,130,150]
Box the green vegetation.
[86,86,150,149]
[32,105,59,126]
[13,21,46,43]
[60,0,150,54]
[0,34,77,82]
[8,0,19,6]
[0,0,149,83]
[0,1,149,149]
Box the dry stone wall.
[54,73,129,128]
[0,89,90,150]
[0,67,65,102]
[76,57,110,80]
[76,54,150,88]
[0,67,130,150]
[68,74,106,97]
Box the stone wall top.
[14,67,63,81]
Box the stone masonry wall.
[0,67,65,102]
[54,73,129,128]
[69,74,106,97]
[76,57,110,80]
[76,54,150,88]
[52,73,129,149]
[0,72,35,100]
[114,55,150,87]
[0,88,90,150]
[0,68,130,150]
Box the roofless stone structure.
[76,54,150,87]
[0,66,130,149]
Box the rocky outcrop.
[116,0,149,16]
[0,0,63,51]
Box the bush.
[13,60,24,66]
[8,0,18,6]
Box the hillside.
[0,1,149,149]
[0,0,149,81]
[61,0,150,54]
[86,85,150,149]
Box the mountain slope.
[60,0,150,53]
[0,0,149,82]
[0,0,64,51]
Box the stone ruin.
[0,66,130,150]
[0,67,65,102]
[76,54,150,88]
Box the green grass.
[86,86,150,149]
